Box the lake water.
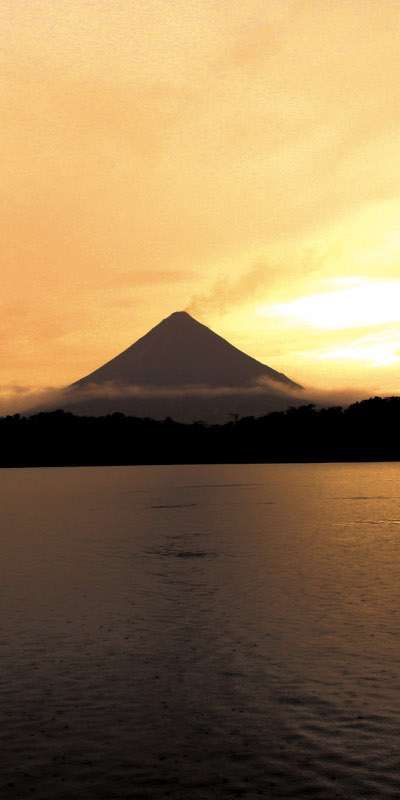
[1,463,400,799]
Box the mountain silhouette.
[36,311,302,421]
[73,311,300,391]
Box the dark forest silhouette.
[1,396,400,466]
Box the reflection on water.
[1,462,400,798]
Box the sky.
[2,0,400,402]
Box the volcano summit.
[60,311,302,421]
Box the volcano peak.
[160,310,195,327]
[167,310,191,319]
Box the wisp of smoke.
[185,263,271,316]
[185,248,330,317]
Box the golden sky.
[2,0,400,399]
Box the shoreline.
[2,456,400,469]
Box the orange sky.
[2,0,400,401]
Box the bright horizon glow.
[322,343,400,368]
[315,329,400,368]
[261,280,400,331]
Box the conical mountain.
[73,311,300,391]
[40,311,303,421]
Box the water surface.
[1,463,400,798]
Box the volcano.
[73,311,300,391]
[56,311,302,421]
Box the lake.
[1,463,400,798]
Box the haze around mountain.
[55,311,302,421]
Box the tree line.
[1,396,400,466]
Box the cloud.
[313,327,400,369]
[62,378,304,402]
[263,279,400,331]
[0,386,61,416]
[0,376,302,412]
[300,386,366,409]
[0,379,375,422]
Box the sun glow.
[262,279,400,331]
[318,338,400,368]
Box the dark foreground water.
[1,463,400,799]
